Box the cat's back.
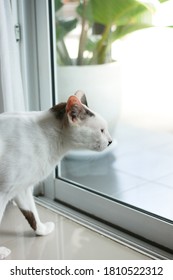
[0,111,44,159]
[0,111,43,140]
[0,111,39,129]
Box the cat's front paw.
[0,247,11,259]
[35,222,55,236]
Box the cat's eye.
[101,129,104,133]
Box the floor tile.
[113,151,173,181]
[61,123,173,222]
[61,158,146,197]
[115,124,173,156]
[156,173,173,189]
[56,215,150,260]
[0,204,151,260]
[155,142,173,156]
[116,182,173,220]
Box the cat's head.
[51,91,112,152]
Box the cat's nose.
[108,140,112,146]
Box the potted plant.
[55,0,163,136]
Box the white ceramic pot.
[56,62,121,138]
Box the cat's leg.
[14,187,55,236]
[0,192,11,259]
[0,192,8,225]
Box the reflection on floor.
[61,123,173,221]
[0,203,151,260]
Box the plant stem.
[57,40,72,65]
[96,24,111,64]
[77,0,89,65]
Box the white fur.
[0,94,112,258]
[0,247,11,259]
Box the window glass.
[55,0,173,221]
[46,0,173,251]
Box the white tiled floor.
[0,203,151,260]
[61,123,173,221]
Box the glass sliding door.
[35,0,173,256]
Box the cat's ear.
[75,90,88,107]
[66,95,83,123]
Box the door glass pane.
[55,0,173,222]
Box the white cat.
[0,91,112,258]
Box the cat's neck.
[37,109,73,160]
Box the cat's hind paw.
[0,246,11,260]
[35,222,55,236]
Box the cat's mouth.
[93,144,107,152]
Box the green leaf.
[55,0,63,11]
[87,0,156,64]
[111,23,152,42]
[56,18,78,41]
[77,0,157,26]
[158,0,169,2]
